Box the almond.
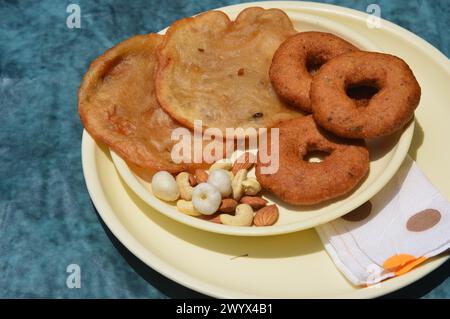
[194,169,209,183]
[232,152,256,175]
[218,198,238,213]
[253,205,279,226]
[197,213,222,224]
[240,196,267,210]
[188,174,197,187]
[209,215,222,224]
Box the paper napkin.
[315,156,450,286]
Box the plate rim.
[109,9,415,237]
[81,1,450,298]
[83,131,448,299]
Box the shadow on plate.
[95,119,441,298]
[98,143,321,260]
[94,201,449,298]
[118,176,323,258]
[408,118,425,161]
[93,203,209,298]
[366,128,404,162]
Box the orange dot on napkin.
[383,254,427,275]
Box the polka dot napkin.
[315,156,450,286]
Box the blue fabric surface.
[0,0,448,298]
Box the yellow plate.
[82,1,449,297]
[110,9,414,236]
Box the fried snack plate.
[83,1,450,298]
[110,9,413,236]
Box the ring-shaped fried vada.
[256,116,369,205]
[270,32,358,113]
[311,51,421,138]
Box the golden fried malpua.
[78,34,223,176]
[156,7,303,135]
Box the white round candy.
[192,183,222,215]
[207,169,232,197]
[151,171,179,201]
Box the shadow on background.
[382,259,449,299]
[93,203,448,299]
[93,203,209,298]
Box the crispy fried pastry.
[156,7,303,135]
[78,34,222,176]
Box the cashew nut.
[176,200,201,216]
[242,178,261,196]
[176,172,194,200]
[210,159,233,171]
[231,169,247,200]
[220,204,254,226]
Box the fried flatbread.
[156,7,303,135]
[78,34,221,175]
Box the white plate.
[110,10,414,236]
[82,1,450,298]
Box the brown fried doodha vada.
[156,7,303,135]
[78,34,221,175]
[311,51,421,139]
[256,116,369,205]
[269,32,359,113]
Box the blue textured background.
[0,0,448,298]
